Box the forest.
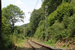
[2,0,75,50]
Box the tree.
[29,8,45,36]
[42,0,71,15]
[2,15,14,50]
[42,0,62,15]
[2,4,25,33]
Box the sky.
[2,0,42,26]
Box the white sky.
[2,0,42,26]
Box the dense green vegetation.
[26,0,75,46]
[2,4,24,33]
[48,3,75,40]
[2,0,75,49]
[2,4,25,50]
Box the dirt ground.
[55,41,75,48]
[11,40,33,50]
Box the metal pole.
[45,5,48,41]
[24,16,26,38]
[24,25,25,38]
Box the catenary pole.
[24,16,26,38]
[45,5,48,41]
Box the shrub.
[67,16,75,37]
[2,35,14,50]
[62,15,70,28]
[48,22,64,40]
[48,38,55,43]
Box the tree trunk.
[12,20,14,34]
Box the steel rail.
[27,40,36,50]
[27,39,53,50]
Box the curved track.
[27,39,53,50]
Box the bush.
[62,15,70,28]
[48,38,55,43]
[2,35,14,50]
[48,22,64,40]
[67,16,75,37]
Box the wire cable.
[29,0,39,13]
[34,0,39,9]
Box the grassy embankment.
[15,38,27,49]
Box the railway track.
[27,39,75,50]
[27,39,53,50]
[13,39,75,50]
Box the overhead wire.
[29,0,40,14]
[34,0,39,10]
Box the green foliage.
[71,0,75,6]
[48,11,57,26]
[48,38,56,43]
[2,16,14,50]
[2,4,24,33]
[29,8,45,36]
[62,0,71,3]
[13,26,24,39]
[34,2,75,43]
[16,39,25,44]
[17,46,21,49]
[2,16,11,34]
[48,22,65,40]
[30,1,75,45]
[67,43,69,47]
[67,16,75,37]
[2,4,24,23]
[57,3,73,21]
[2,4,25,50]
[25,23,32,37]
[62,16,70,28]
[41,41,55,46]
[18,0,75,46]
[48,2,75,42]
[48,3,73,26]
[34,20,45,40]
[42,0,62,15]
[2,34,14,50]
[63,44,65,47]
